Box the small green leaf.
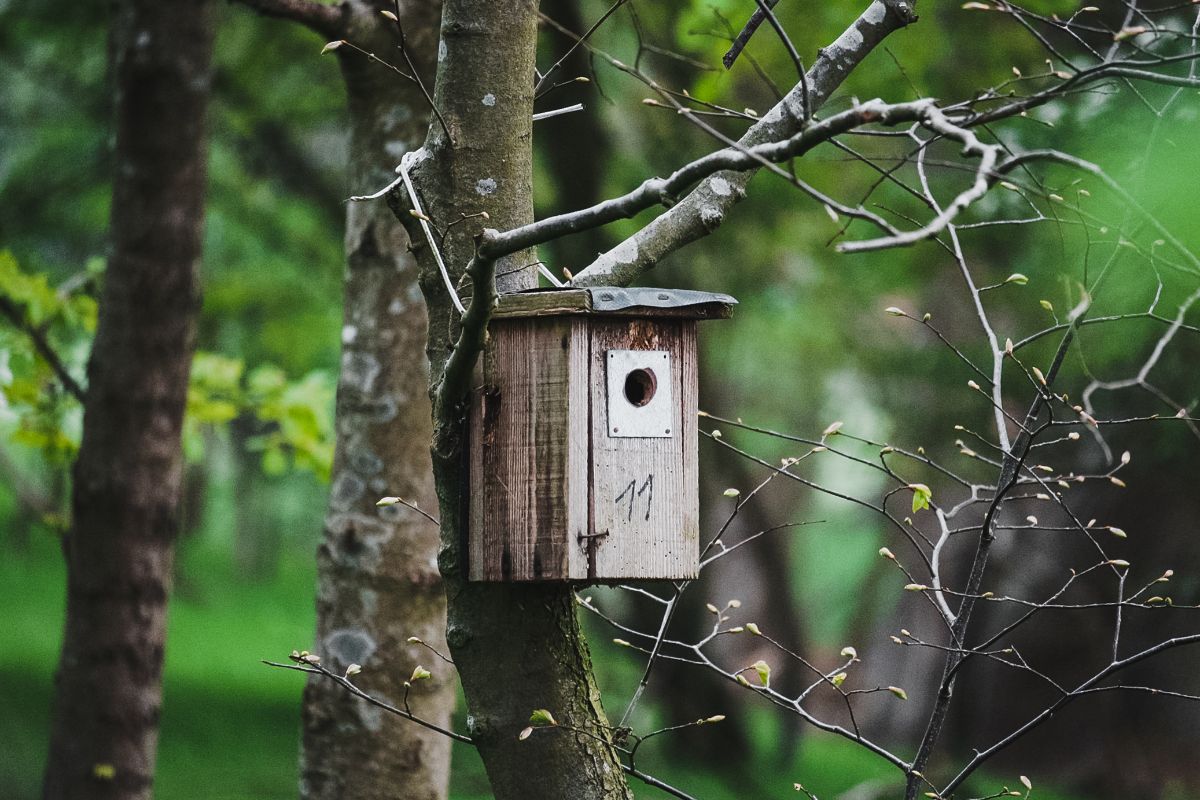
[909,483,932,513]
[1005,273,1029,285]
[410,665,431,682]
[888,686,909,700]
[529,709,557,726]
[752,659,771,687]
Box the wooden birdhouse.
[468,286,736,582]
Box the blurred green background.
[2,0,1198,797]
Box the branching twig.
[0,295,86,402]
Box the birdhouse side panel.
[469,318,588,580]
[588,319,699,580]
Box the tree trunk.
[299,3,456,800]
[396,2,633,798]
[41,2,214,798]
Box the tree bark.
[297,3,456,800]
[395,2,633,798]
[41,2,215,798]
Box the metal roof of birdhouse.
[491,287,737,320]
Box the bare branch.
[745,0,809,113]
[481,98,935,261]
[431,251,495,453]
[270,653,703,800]
[722,0,780,69]
[904,328,1077,800]
[569,0,916,287]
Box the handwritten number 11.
[615,474,654,522]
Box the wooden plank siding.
[468,318,589,580]
[469,308,705,581]
[588,319,697,580]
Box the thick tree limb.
[490,26,1199,270]
[569,0,917,287]
[231,0,343,37]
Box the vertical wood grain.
[566,317,591,579]
[470,318,580,580]
[680,320,699,573]
[589,319,697,579]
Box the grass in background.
[2,506,1092,800]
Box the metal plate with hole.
[606,350,673,438]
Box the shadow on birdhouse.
[468,286,736,583]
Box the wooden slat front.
[588,319,698,580]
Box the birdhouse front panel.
[587,318,698,580]
[467,288,733,583]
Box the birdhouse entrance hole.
[624,368,657,407]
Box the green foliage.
[0,256,336,482]
[0,251,97,332]
[186,352,335,481]
[909,483,932,514]
[0,251,94,464]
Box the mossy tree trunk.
[228,3,461,799]
[393,2,633,798]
